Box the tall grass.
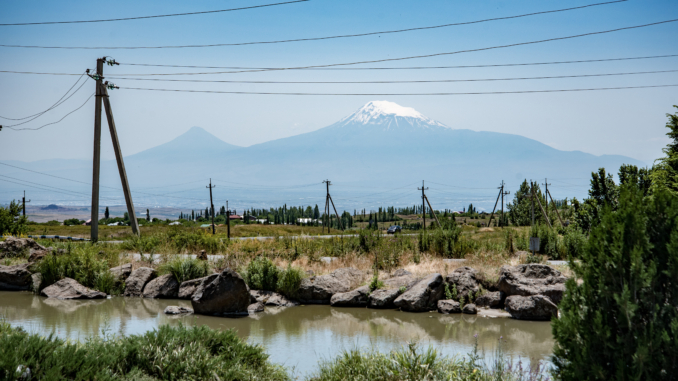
[34,243,123,295]
[242,257,305,297]
[0,321,289,381]
[158,256,209,284]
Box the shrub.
[0,201,27,236]
[369,273,384,291]
[358,228,382,253]
[63,218,84,226]
[562,226,587,258]
[276,265,304,298]
[166,229,223,253]
[122,235,160,256]
[159,256,210,284]
[552,186,678,380]
[242,256,279,291]
[0,322,289,380]
[418,223,462,258]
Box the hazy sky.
[1,0,676,163]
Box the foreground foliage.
[0,321,289,381]
[552,186,678,380]
[309,341,548,381]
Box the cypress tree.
[104,206,109,220]
[146,209,150,222]
[552,185,678,379]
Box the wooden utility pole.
[501,182,510,227]
[90,58,104,241]
[102,84,139,235]
[530,181,535,227]
[418,180,428,230]
[487,184,502,228]
[22,190,30,217]
[423,194,441,228]
[547,190,565,226]
[207,179,216,235]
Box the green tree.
[507,180,545,226]
[0,201,28,235]
[104,206,109,220]
[552,186,678,380]
[619,164,651,196]
[123,212,129,221]
[146,209,150,222]
[574,168,619,232]
[651,105,678,193]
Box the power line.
[0,0,309,26]
[0,72,87,120]
[3,54,677,77]
[118,53,678,71]
[104,69,678,85]
[5,92,95,130]
[0,0,625,47]
[117,83,678,96]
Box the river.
[0,291,554,376]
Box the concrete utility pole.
[90,58,104,241]
[22,190,30,217]
[89,56,138,239]
[488,181,509,228]
[207,179,216,235]
[543,178,551,214]
[547,189,565,226]
[226,200,230,240]
[322,180,343,233]
[530,180,535,227]
[418,181,429,230]
[502,182,510,227]
[102,84,139,235]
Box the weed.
[276,264,305,298]
[158,256,210,284]
[242,256,279,291]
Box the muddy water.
[0,291,554,376]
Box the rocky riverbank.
[1,237,568,320]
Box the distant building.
[297,218,318,224]
[229,215,243,220]
[168,221,182,226]
[83,219,92,226]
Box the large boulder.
[437,299,461,314]
[445,267,480,301]
[368,288,401,309]
[0,237,46,259]
[41,278,107,299]
[475,291,505,308]
[249,290,298,307]
[142,274,179,298]
[497,264,567,304]
[248,302,265,313]
[394,273,444,312]
[296,267,365,304]
[0,263,32,291]
[330,285,370,307]
[164,306,193,315]
[28,247,53,263]
[123,267,156,297]
[504,295,558,321]
[110,264,133,282]
[178,277,205,299]
[462,303,477,315]
[191,269,250,315]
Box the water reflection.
[1,291,554,376]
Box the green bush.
[418,223,462,258]
[358,228,382,253]
[562,227,587,258]
[0,201,27,236]
[276,265,304,298]
[158,256,209,284]
[122,235,160,256]
[166,229,223,253]
[242,256,279,291]
[552,186,678,380]
[63,218,84,226]
[34,244,122,294]
[0,321,289,380]
[530,223,565,259]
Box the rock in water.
[248,302,265,313]
[178,277,206,299]
[142,274,179,298]
[191,269,250,315]
[368,288,401,309]
[123,267,156,297]
[164,306,193,315]
[249,290,298,307]
[462,303,477,314]
[445,267,480,300]
[497,264,567,304]
[297,267,365,304]
[110,264,133,282]
[504,295,558,320]
[0,263,32,291]
[475,291,505,308]
[437,299,461,314]
[330,285,370,307]
[41,278,107,299]
[394,273,444,312]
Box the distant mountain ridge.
[0,101,643,210]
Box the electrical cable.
[0,72,86,120]
[5,92,95,130]
[0,0,625,47]
[104,69,678,85]
[117,83,678,96]
[0,0,309,26]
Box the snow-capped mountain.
[1,101,643,210]
[335,101,448,130]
